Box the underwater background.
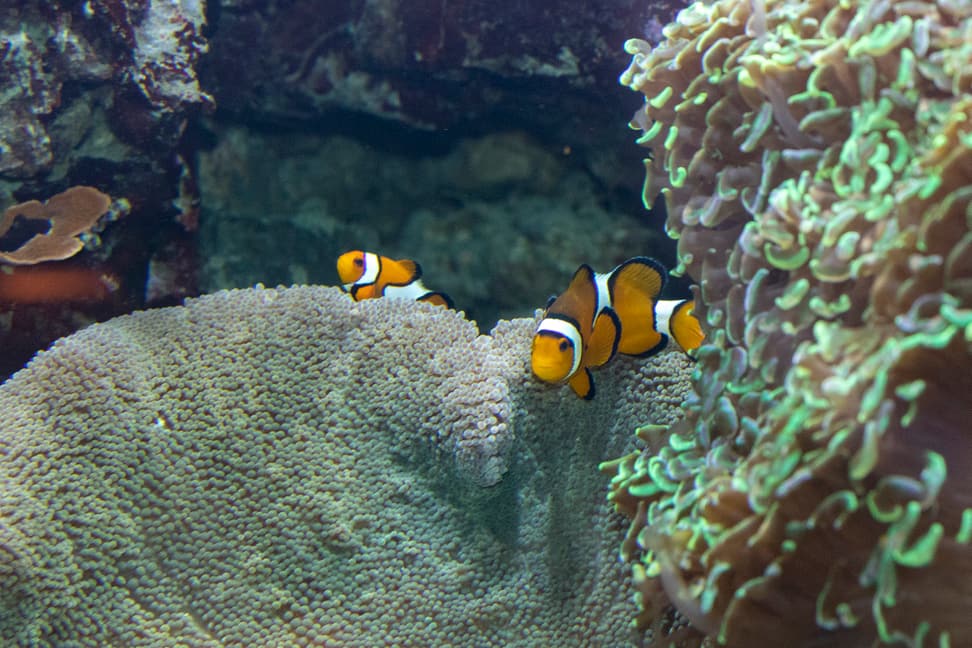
[0,0,688,379]
[2,0,971,647]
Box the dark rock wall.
[0,0,688,379]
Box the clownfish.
[336,250,453,308]
[530,257,704,399]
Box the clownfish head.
[531,332,576,384]
[531,318,583,384]
[336,250,369,289]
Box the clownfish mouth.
[530,353,571,384]
[533,367,566,384]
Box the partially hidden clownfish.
[530,256,704,400]
[656,298,705,357]
[336,250,453,308]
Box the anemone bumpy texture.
[609,0,972,646]
[0,285,694,646]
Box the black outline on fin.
[384,257,423,288]
[628,332,669,358]
[568,367,595,400]
[594,307,621,363]
[418,291,454,309]
[581,367,595,400]
[607,256,668,299]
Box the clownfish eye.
[559,339,569,352]
[354,257,364,267]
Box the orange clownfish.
[530,257,704,399]
[336,250,453,308]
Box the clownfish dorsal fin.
[568,367,595,400]
[548,264,598,337]
[669,299,704,355]
[586,308,620,368]
[609,256,668,357]
[381,257,422,287]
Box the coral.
[126,0,213,111]
[0,285,695,646]
[203,0,685,140]
[0,1,210,179]
[0,186,113,265]
[0,2,211,377]
[609,0,972,646]
[0,5,111,177]
[199,0,690,205]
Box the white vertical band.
[358,252,381,285]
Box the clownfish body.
[336,250,453,308]
[531,257,670,400]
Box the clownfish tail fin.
[405,259,422,281]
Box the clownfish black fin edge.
[418,291,454,309]
[574,367,595,400]
[608,256,668,299]
[628,332,669,358]
[383,258,423,287]
[587,308,621,368]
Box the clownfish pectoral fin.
[568,367,595,400]
[586,309,620,368]
[381,257,422,287]
[609,257,668,356]
[670,299,705,356]
[418,291,454,308]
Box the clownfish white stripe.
[655,299,679,342]
[536,317,583,378]
[358,252,382,286]
[594,272,613,321]
[384,281,437,302]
